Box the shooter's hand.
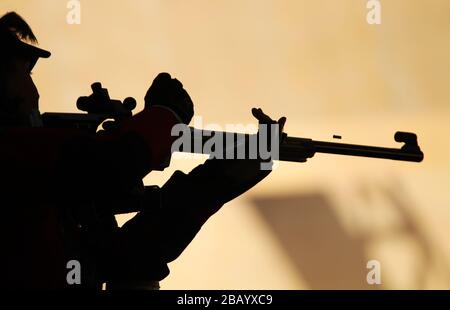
[251,107,287,141]
[144,73,194,124]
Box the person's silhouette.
[0,11,285,289]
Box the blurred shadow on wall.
[378,181,450,289]
[252,193,373,289]
[252,181,450,289]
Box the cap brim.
[18,40,51,58]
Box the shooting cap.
[0,12,51,68]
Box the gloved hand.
[144,73,194,124]
[161,108,287,225]
[252,107,286,134]
[252,107,286,149]
[212,107,286,179]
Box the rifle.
[42,83,424,164]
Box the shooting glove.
[144,73,194,124]
[163,108,286,225]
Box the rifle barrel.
[184,128,424,163]
[287,137,424,162]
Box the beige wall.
[1,0,449,289]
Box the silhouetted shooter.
[0,12,285,289]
